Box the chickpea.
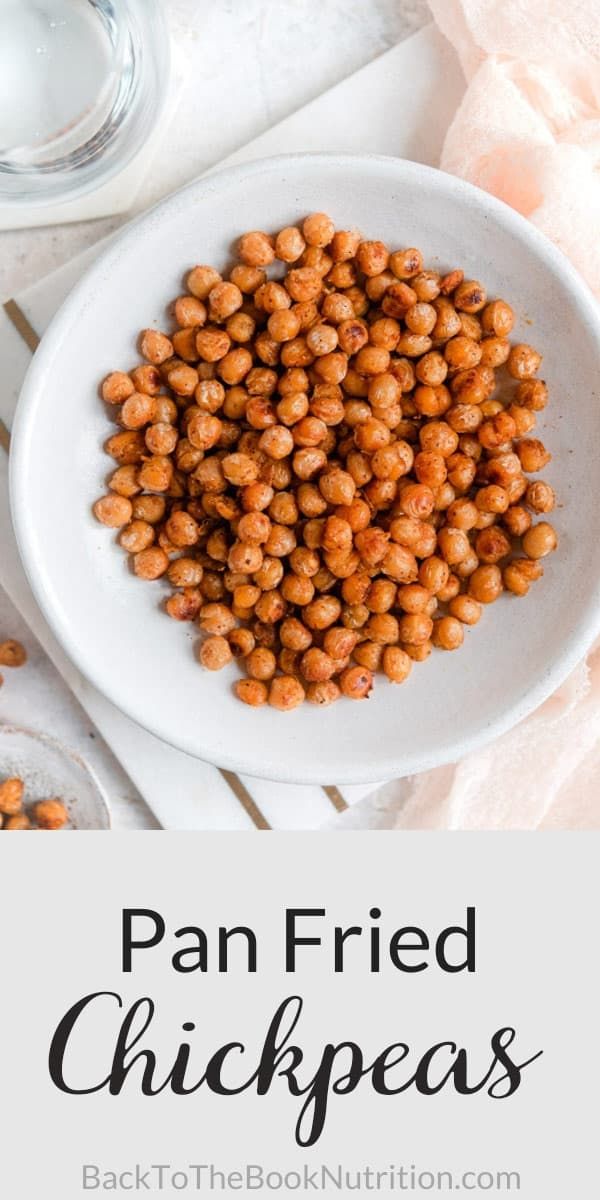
[133,547,169,580]
[233,678,267,707]
[254,556,284,591]
[398,613,433,645]
[102,371,135,404]
[337,665,372,699]
[138,455,174,493]
[525,481,555,514]
[167,558,203,588]
[118,520,155,554]
[476,485,510,514]
[259,425,294,460]
[302,212,335,246]
[366,612,399,644]
[448,594,482,625]
[130,364,162,395]
[475,526,511,564]
[304,595,342,630]
[306,680,341,705]
[199,635,233,670]
[0,777,24,815]
[120,392,155,429]
[503,505,532,538]
[132,494,166,524]
[93,494,133,528]
[140,329,173,365]
[468,564,503,603]
[516,438,551,473]
[522,521,558,559]
[437,526,470,564]
[268,675,305,710]
[4,813,31,830]
[432,616,464,650]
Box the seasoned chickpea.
[268,675,305,710]
[503,505,532,538]
[432,615,464,650]
[468,564,503,603]
[118,520,155,553]
[102,371,135,404]
[522,521,558,559]
[121,392,155,429]
[448,594,482,625]
[93,494,133,528]
[302,212,335,246]
[338,665,373,699]
[516,438,551,473]
[4,813,31,830]
[0,777,24,815]
[306,679,340,705]
[398,613,433,645]
[133,547,169,579]
[140,329,173,364]
[138,455,174,493]
[199,635,232,670]
[381,646,412,683]
[526,480,555,514]
[508,343,542,379]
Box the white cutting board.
[0,25,465,829]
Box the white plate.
[0,725,111,828]
[9,154,600,784]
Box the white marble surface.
[0,0,429,828]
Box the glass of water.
[0,0,170,205]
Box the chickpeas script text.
[47,907,543,1147]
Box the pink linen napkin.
[378,1,600,829]
[428,0,600,299]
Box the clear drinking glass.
[0,0,171,205]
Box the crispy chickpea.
[120,391,155,429]
[448,594,482,625]
[232,678,267,707]
[140,329,173,364]
[453,280,486,313]
[138,455,174,493]
[516,438,551,473]
[302,212,335,246]
[522,521,558,559]
[108,464,142,498]
[259,425,294,460]
[382,645,412,683]
[4,813,31,830]
[0,777,24,815]
[508,343,542,379]
[118,520,155,554]
[298,647,335,682]
[304,595,342,630]
[133,547,169,580]
[468,564,503,603]
[366,612,399,644]
[436,526,470,565]
[526,481,555,514]
[274,225,306,262]
[305,679,340,705]
[167,558,203,588]
[503,505,532,538]
[130,364,162,395]
[268,675,305,710]
[398,613,433,646]
[254,556,284,591]
[418,555,449,593]
[198,635,232,671]
[337,664,372,699]
[432,615,464,650]
[243,646,276,681]
[102,371,135,404]
[475,526,511,564]
[93,494,133,528]
[132,495,165,525]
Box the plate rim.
[9,152,600,784]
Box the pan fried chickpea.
[5,813,31,830]
[431,298,462,340]
[165,510,200,547]
[140,329,173,364]
[120,392,155,429]
[337,664,372,699]
[133,547,169,580]
[300,647,336,682]
[238,231,275,267]
[102,371,135,404]
[304,594,342,630]
[269,675,305,710]
[302,212,335,247]
[454,280,486,313]
[138,455,174,493]
[196,327,231,363]
[516,379,548,412]
[355,240,389,276]
[0,777,24,814]
[525,480,555,514]
[516,438,551,473]
[275,225,306,262]
[475,526,511,564]
[508,343,542,379]
[234,678,267,706]
[475,485,510,514]
[480,336,510,368]
[167,558,203,588]
[306,679,341,705]
[382,543,418,583]
[258,425,294,460]
[130,364,162,395]
[522,521,558,559]
[449,594,482,625]
[199,635,232,671]
[503,505,532,538]
[132,495,165,524]
[93,494,133,528]
[118,520,155,553]
[166,588,202,621]
[366,612,399,644]
[468,564,503,603]
[108,465,142,498]
[281,574,315,606]
[398,613,433,646]
[395,583,430,614]
[145,423,178,456]
[432,615,464,650]
[437,526,470,564]
[444,335,482,371]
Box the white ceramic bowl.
[10,154,600,784]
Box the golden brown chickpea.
[304,594,342,630]
[299,647,335,682]
[140,329,173,365]
[302,212,335,247]
[522,521,558,559]
[268,675,306,710]
[468,564,503,603]
[259,425,294,460]
[502,505,532,538]
[237,231,275,267]
[366,612,399,644]
[166,588,203,621]
[516,438,552,473]
[336,664,372,699]
[381,645,412,683]
[232,678,267,707]
[120,392,155,429]
[382,543,418,583]
[418,555,449,593]
[108,464,142,498]
[132,494,166,524]
[102,371,135,404]
[243,646,276,681]
[507,343,542,379]
[199,635,232,671]
[5,813,31,830]
[133,547,169,580]
[432,615,464,650]
[525,480,555,514]
[137,455,174,494]
[167,558,203,588]
[274,226,306,262]
[414,451,447,488]
[448,594,482,625]
[0,777,24,815]
[479,336,510,368]
[305,679,341,705]
[254,556,284,591]
[118,520,155,554]
[398,613,433,646]
[93,494,133,528]
[475,526,511,564]
[476,485,510,514]
[352,641,383,671]
[436,526,470,565]
[453,280,486,313]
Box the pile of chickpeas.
[0,777,68,830]
[94,213,558,710]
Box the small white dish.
[0,725,111,828]
[9,154,600,784]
